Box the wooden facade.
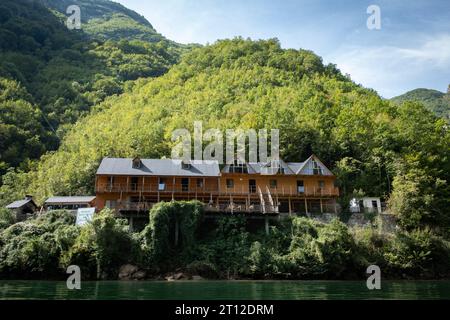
[95,155,340,215]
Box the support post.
[304,198,308,215]
[174,218,179,246]
[265,216,269,235]
[320,199,323,213]
[288,197,292,216]
[129,217,134,232]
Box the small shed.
[44,196,96,212]
[5,195,38,221]
[350,197,382,214]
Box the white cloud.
[327,35,450,98]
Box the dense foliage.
[391,87,450,122]
[40,0,172,43]
[1,203,449,280]
[0,0,185,176]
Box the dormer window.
[312,160,323,175]
[182,160,191,170]
[229,159,248,173]
[132,157,142,169]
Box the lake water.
[1,280,449,300]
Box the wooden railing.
[97,183,339,197]
[96,183,219,194]
[112,201,337,214]
[221,186,339,197]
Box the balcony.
[97,183,339,198]
[97,183,219,194]
[223,186,339,197]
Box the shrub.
[141,201,204,266]
[0,221,77,277]
[384,228,450,278]
[62,209,136,279]
[0,208,15,230]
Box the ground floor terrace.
[97,191,339,216]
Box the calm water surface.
[1,280,449,300]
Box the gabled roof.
[223,160,300,175]
[6,199,37,209]
[295,155,334,176]
[97,158,221,177]
[221,155,334,176]
[45,196,96,205]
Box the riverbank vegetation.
[1,202,449,280]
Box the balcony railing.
[97,183,219,194]
[222,186,339,197]
[112,201,338,215]
[97,183,339,197]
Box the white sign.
[76,208,95,226]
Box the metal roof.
[96,158,221,177]
[45,196,96,204]
[6,199,37,209]
[220,155,335,176]
[222,161,305,175]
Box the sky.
[115,0,450,98]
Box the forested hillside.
[39,0,174,43]
[0,0,186,176]
[1,38,448,234]
[391,87,450,121]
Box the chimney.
[25,195,33,200]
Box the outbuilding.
[44,196,96,212]
[5,195,38,221]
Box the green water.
[0,280,449,300]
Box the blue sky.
[116,0,450,98]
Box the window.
[318,180,325,190]
[226,179,234,189]
[181,178,189,192]
[270,179,277,188]
[108,176,115,190]
[105,200,117,209]
[197,179,204,188]
[132,157,142,169]
[131,177,139,191]
[312,160,323,175]
[182,161,191,170]
[229,161,248,174]
[297,180,305,193]
[158,178,166,191]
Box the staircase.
[257,186,266,213]
[265,186,278,213]
[258,186,278,214]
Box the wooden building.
[95,155,339,216]
[44,196,96,212]
[5,195,38,221]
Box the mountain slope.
[0,0,186,175]
[39,0,173,43]
[1,38,448,217]
[391,87,450,121]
